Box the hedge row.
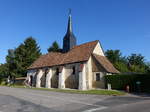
[105,74,150,92]
[0,77,6,85]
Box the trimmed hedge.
[105,74,150,92]
[0,77,6,85]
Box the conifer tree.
[47,41,61,52]
[23,37,41,68]
[5,49,17,77]
[5,37,41,77]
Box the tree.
[47,41,61,52]
[114,61,129,73]
[127,54,145,66]
[127,54,147,73]
[0,64,8,78]
[5,49,17,77]
[146,62,150,73]
[5,37,41,77]
[105,50,122,63]
[23,37,41,68]
[105,50,150,73]
[105,50,129,73]
[15,37,41,77]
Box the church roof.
[93,54,120,73]
[28,40,98,70]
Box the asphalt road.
[0,87,150,112]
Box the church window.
[72,66,75,75]
[56,68,59,75]
[96,73,100,81]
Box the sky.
[0,0,150,63]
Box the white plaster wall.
[86,57,93,89]
[65,67,72,78]
[79,63,87,90]
[63,63,80,89]
[27,70,37,77]
[59,67,66,89]
[52,68,56,75]
[93,42,105,56]
[93,72,106,89]
[36,69,44,88]
[27,70,37,83]
[46,68,53,88]
[65,63,80,78]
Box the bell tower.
[63,10,76,52]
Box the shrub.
[105,74,150,92]
[0,77,6,85]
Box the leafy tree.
[105,50,129,73]
[0,64,8,78]
[105,50,149,74]
[115,62,129,73]
[105,50,121,63]
[47,41,61,52]
[127,54,148,73]
[127,54,145,66]
[146,62,150,73]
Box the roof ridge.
[42,52,63,56]
[72,40,98,49]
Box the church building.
[27,13,119,90]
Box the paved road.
[0,87,150,112]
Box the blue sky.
[0,0,150,63]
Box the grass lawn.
[8,85,126,96]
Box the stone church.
[26,13,119,90]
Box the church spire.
[67,9,72,33]
[63,9,77,53]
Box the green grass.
[8,85,126,95]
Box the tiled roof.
[93,54,120,73]
[28,40,98,69]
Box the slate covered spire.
[63,10,77,52]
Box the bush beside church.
[105,74,150,92]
